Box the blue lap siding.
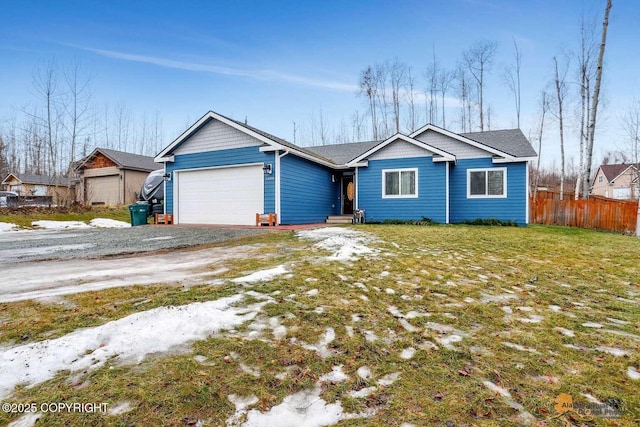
[449,158,527,225]
[280,154,340,224]
[357,157,447,223]
[164,146,275,215]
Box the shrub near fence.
[530,195,638,233]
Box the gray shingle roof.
[80,148,159,172]
[226,117,338,164]
[305,140,382,164]
[2,173,72,186]
[460,129,537,158]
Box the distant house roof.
[76,148,158,172]
[598,163,637,182]
[1,172,72,186]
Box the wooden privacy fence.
[530,196,638,233]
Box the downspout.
[354,167,359,211]
[525,161,530,224]
[445,161,450,224]
[275,150,289,225]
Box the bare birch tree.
[389,58,408,133]
[551,55,570,199]
[503,38,522,128]
[438,68,454,128]
[358,66,379,140]
[405,69,418,132]
[425,51,440,124]
[581,0,612,199]
[455,65,472,132]
[533,91,550,201]
[463,40,498,131]
[61,60,92,177]
[574,15,598,199]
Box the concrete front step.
[326,215,353,224]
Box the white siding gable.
[174,119,262,155]
[414,129,490,159]
[368,140,432,161]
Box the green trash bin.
[129,203,150,226]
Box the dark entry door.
[342,175,354,214]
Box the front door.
[342,175,354,214]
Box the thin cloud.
[73,45,358,92]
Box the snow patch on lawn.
[627,366,640,380]
[0,293,271,399]
[595,346,628,357]
[348,386,376,398]
[6,412,41,427]
[297,227,375,261]
[554,327,575,337]
[582,322,603,328]
[0,222,19,232]
[301,327,335,358]
[232,265,288,283]
[32,220,91,229]
[240,386,370,427]
[501,342,539,354]
[89,218,131,228]
[400,347,416,359]
[31,218,133,230]
[108,401,133,415]
[482,380,535,425]
[320,365,348,383]
[357,366,373,380]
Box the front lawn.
[1,224,638,426]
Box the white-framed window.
[382,168,418,198]
[467,167,507,198]
[598,175,603,183]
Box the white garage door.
[176,165,264,225]
[86,175,120,205]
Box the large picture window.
[382,168,417,198]
[467,168,507,198]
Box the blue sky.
[1,0,637,166]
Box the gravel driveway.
[0,226,266,265]
[0,226,270,303]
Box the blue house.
[154,111,537,226]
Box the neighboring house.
[154,111,537,226]
[1,172,74,200]
[591,163,639,200]
[75,148,158,206]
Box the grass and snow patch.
[232,265,288,283]
[0,293,271,399]
[296,227,375,261]
[31,218,131,229]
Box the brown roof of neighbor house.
[76,148,159,172]
[598,164,636,182]
[1,172,72,186]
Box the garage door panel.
[176,165,263,225]
[86,175,120,206]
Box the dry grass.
[1,224,638,426]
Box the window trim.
[382,168,418,198]
[466,167,507,199]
